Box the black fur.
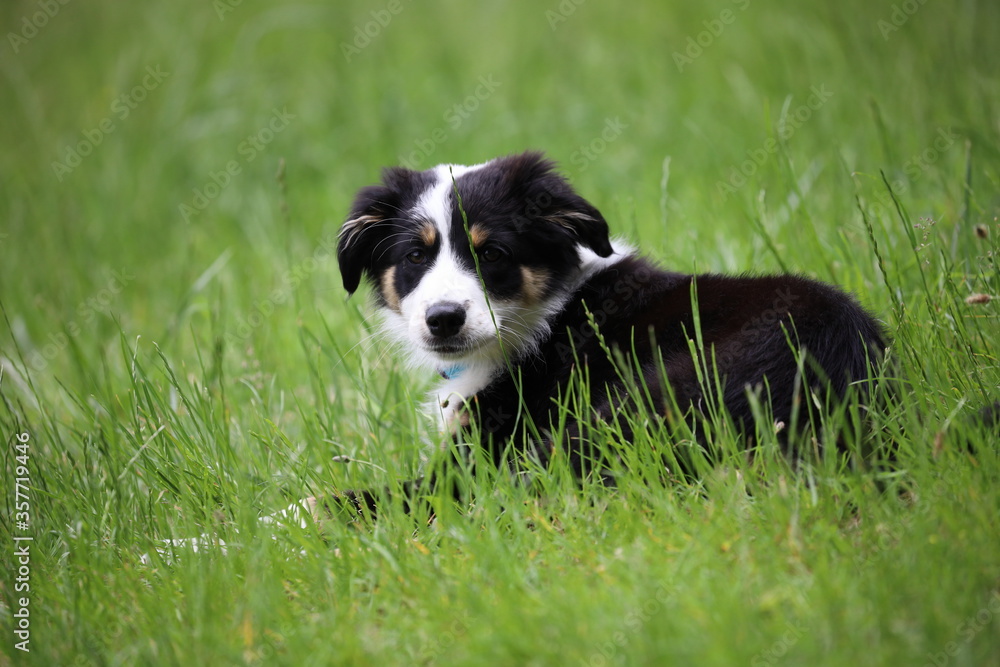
[331,151,890,517]
[465,256,887,474]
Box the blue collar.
[439,365,466,380]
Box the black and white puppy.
[334,151,886,508]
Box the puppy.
[330,151,887,515]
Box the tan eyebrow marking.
[419,223,437,246]
[469,225,489,248]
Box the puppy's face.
[337,151,613,369]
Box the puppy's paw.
[259,496,321,528]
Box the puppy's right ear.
[503,151,614,258]
[337,168,412,294]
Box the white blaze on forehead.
[406,160,496,304]
[411,161,492,248]
[396,160,499,364]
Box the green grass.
[2,0,1000,664]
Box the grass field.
[2,0,1000,664]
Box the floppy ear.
[337,168,414,294]
[337,185,395,294]
[538,191,613,257]
[504,151,614,257]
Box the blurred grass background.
[1,0,999,665]
[2,0,997,383]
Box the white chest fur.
[429,362,499,437]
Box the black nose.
[425,302,466,338]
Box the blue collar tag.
[440,365,466,380]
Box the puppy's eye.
[406,249,427,265]
[480,246,504,263]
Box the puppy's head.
[337,151,614,369]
